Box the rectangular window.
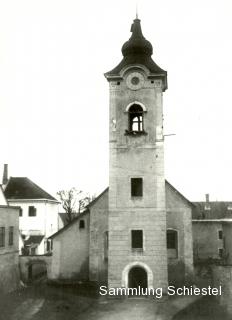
[131,230,143,250]
[9,226,14,246]
[19,208,23,217]
[218,230,223,240]
[131,178,143,197]
[0,227,5,247]
[28,206,36,217]
[79,220,85,229]
[167,231,177,249]
[219,248,223,258]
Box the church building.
[49,17,194,290]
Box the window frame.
[8,226,14,246]
[0,227,5,247]
[218,230,223,240]
[131,177,143,197]
[28,206,37,217]
[167,229,178,259]
[79,220,85,229]
[131,230,143,252]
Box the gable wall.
[89,190,108,284]
[165,183,194,285]
[49,212,90,280]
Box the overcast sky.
[0,0,232,201]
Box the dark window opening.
[28,206,36,217]
[131,230,143,250]
[9,226,14,246]
[19,207,23,217]
[79,220,85,229]
[167,230,178,259]
[0,227,5,247]
[131,178,143,197]
[151,80,154,84]
[46,239,51,252]
[218,230,223,240]
[128,104,144,132]
[219,248,223,258]
[167,230,177,249]
[104,231,108,260]
[117,82,120,85]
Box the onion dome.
[105,18,167,90]
[122,19,153,56]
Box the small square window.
[28,206,36,217]
[131,178,143,197]
[131,230,143,250]
[218,230,223,240]
[79,220,85,229]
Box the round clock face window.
[131,77,140,85]
[126,72,144,90]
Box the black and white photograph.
[0,0,232,319]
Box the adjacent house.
[0,185,20,294]
[192,195,232,262]
[2,165,60,255]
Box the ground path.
[0,282,226,320]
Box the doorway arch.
[128,266,147,289]
[122,261,153,289]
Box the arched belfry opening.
[128,266,147,289]
[128,104,144,132]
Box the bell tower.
[105,18,168,290]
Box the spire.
[105,17,167,91]
[122,18,153,57]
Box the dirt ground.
[0,282,230,320]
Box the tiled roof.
[4,177,58,201]
[24,235,44,246]
[192,202,232,220]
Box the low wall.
[212,266,232,314]
[0,252,19,294]
[19,255,52,282]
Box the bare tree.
[57,188,93,223]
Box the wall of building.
[0,206,20,294]
[192,222,223,260]
[108,68,168,290]
[212,266,232,315]
[166,183,194,286]
[89,190,108,284]
[8,199,59,254]
[222,223,232,264]
[8,200,59,238]
[49,213,90,280]
[19,255,51,282]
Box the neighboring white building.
[3,167,60,255]
[0,185,20,294]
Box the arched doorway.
[128,266,147,289]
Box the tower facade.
[105,18,168,290]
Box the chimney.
[2,164,8,185]
[205,193,209,203]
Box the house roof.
[24,235,44,246]
[49,209,89,239]
[4,177,58,201]
[165,180,195,208]
[192,201,232,220]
